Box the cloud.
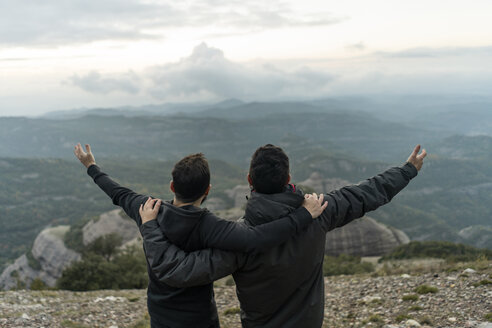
[67,43,336,100]
[375,46,492,58]
[66,43,492,101]
[69,71,141,94]
[345,42,366,51]
[145,43,336,101]
[0,0,344,47]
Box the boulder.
[82,209,139,246]
[325,216,409,257]
[225,185,250,209]
[0,225,80,290]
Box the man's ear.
[286,174,291,185]
[247,174,253,187]
[170,181,175,193]
[204,184,211,195]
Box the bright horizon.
[1,0,492,116]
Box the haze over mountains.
[0,95,491,271]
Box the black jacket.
[140,162,418,328]
[86,165,313,328]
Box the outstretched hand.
[406,144,427,171]
[139,197,162,224]
[74,143,96,168]
[302,193,328,219]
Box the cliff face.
[325,216,409,257]
[0,210,139,290]
[0,226,80,290]
[82,209,139,246]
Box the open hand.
[74,143,96,168]
[406,144,427,171]
[302,193,328,219]
[139,197,162,224]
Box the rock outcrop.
[225,185,250,209]
[325,216,409,257]
[0,226,80,290]
[0,210,140,290]
[82,209,139,246]
[299,172,351,194]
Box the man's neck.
[173,197,202,208]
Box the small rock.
[405,319,421,327]
[21,313,30,320]
[477,323,492,328]
[449,317,457,322]
[463,268,477,274]
[401,274,411,278]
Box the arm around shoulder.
[140,220,244,287]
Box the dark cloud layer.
[0,0,343,47]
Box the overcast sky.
[1,0,491,116]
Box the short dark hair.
[249,144,290,194]
[172,153,210,202]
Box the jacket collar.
[244,184,304,226]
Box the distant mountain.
[431,134,492,160]
[41,99,243,120]
[0,107,440,163]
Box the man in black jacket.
[140,144,426,328]
[73,144,326,328]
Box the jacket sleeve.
[199,207,312,253]
[87,164,149,227]
[140,220,245,287]
[317,162,418,233]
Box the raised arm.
[199,194,327,252]
[140,220,244,287]
[74,143,149,226]
[317,145,426,232]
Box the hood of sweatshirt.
[156,201,208,248]
[244,184,305,226]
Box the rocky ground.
[0,265,491,328]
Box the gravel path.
[1,267,490,328]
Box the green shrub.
[64,215,94,252]
[26,250,41,270]
[395,314,412,322]
[85,233,122,261]
[57,238,147,291]
[368,314,383,323]
[30,278,48,291]
[323,254,374,276]
[60,320,89,328]
[225,277,235,286]
[402,294,419,301]
[408,305,423,311]
[224,307,240,315]
[420,317,433,325]
[472,279,492,287]
[484,312,492,322]
[414,285,438,294]
[379,241,492,263]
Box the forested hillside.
[1,99,491,270]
